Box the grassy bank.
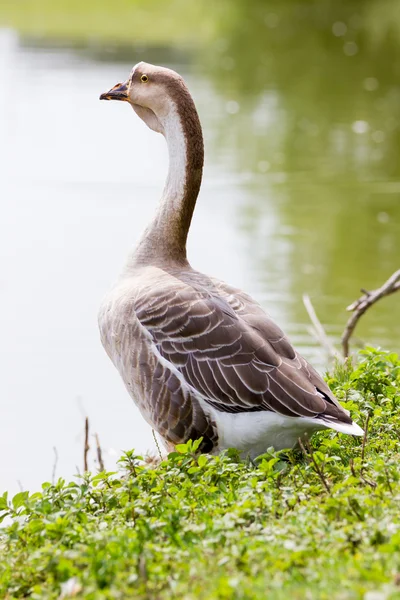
[1,347,400,599]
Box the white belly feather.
[202,404,324,458]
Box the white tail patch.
[320,419,364,436]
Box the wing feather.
[134,268,352,426]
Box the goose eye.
[141,74,149,83]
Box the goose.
[98,62,363,459]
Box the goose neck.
[131,95,204,268]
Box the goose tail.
[320,418,364,437]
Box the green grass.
[1,347,400,599]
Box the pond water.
[0,8,399,494]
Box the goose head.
[100,61,187,135]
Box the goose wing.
[135,270,351,425]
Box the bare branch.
[152,429,163,461]
[302,294,338,359]
[342,269,400,357]
[84,417,90,472]
[351,443,376,488]
[298,436,330,493]
[361,413,370,463]
[52,447,58,485]
[304,436,331,493]
[95,433,105,472]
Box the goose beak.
[99,81,129,101]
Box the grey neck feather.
[130,90,204,269]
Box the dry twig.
[342,269,400,357]
[351,450,376,488]
[358,413,377,488]
[361,413,370,463]
[95,433,105,472]
[152,429,163,461]
[84,417,90,472]
[302,294,338,359]
[298,436,330,493]
[52,447,58,485]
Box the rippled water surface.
[1,3,399,493]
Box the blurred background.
[0,0,399,494]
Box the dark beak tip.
[99,81,129,102]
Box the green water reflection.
[202,0,400,353]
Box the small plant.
[1,348,400,599]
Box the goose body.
[99,62,363,458]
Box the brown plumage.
[98,62,363,458]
